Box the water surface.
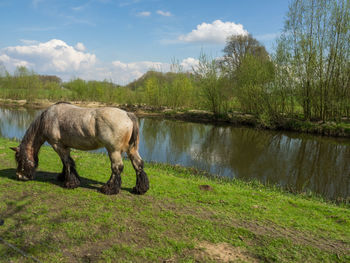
[1,106,349,200]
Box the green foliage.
[193,53,231,116]
[277,0,350,121]
[221,34,270,78]
[165,73,195,108]
[127,70,198,109]
[234,54,275,115]
[144,75,161,106]
[0,66,64,101]
[0,67,128,104]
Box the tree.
[235,54,275,115]
[221,34,270,79]
[193,53,230,116]
[14,66,31,77]
[144,75,161,107]
[220,34,275,117]
[277,0,350,121]
[272,39,298,116]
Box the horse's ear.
[10,146,19,152]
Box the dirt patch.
[195,242,258,263]
[199,184,213,191]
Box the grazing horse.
[10,102,149,195]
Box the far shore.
[1,98,350,138]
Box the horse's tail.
[127,112,139,149]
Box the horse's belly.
[61,136,102,150]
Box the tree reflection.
[140,118,350,200]
[0,107,41,140]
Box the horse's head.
[10,146,36,181]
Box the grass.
[0,137,349,262]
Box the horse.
[10,102,149,195]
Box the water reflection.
[0,107,41,139]
[1,106,349,200]
[139,119,350,200]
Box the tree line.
[0,0,349,123]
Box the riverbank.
[0,137,349,262]
[1,98,350,138]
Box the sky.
[0,0,290,84]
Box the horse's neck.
[21,135,44,159]
[21,120,45,162]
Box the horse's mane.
[21,111,45,147]
[19,109,48,168]
[20,102,69,152]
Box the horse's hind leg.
[128,149,149,195]
[101,151,123,195]
[52,144,80,189]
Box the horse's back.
[44,103,133,151]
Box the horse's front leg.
[57,156,80,183]
[101,151,123,195]
[52,144,80,189]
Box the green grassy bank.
[0,137,349,262]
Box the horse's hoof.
[64,181,80,189]
[100,184,120,195]
[16,172,33,181]
[132,186,148,195]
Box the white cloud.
[137,11,151,17]
[1,39,96,73]
[106,58,199,84]
[0,54,32,70]
[180,57,199,71]
[179,20,248,44]
[156,10,172,17]
[110,60,169,84]
[0,39,199,84]
[75,42,86,51]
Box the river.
[0,106,349,200]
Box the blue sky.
[0,0,290,84]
